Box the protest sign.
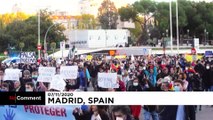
[20,52,36,63]
[60,66,78,79]
[105,56,112,60]
[37,67,56,82]
[0,105,78,120]
[50,75,66,91]
[3,69,21,81]
[98,73,119,88]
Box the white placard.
[38,67,56,82]
[98,73,118,88]
[106,56,112,60]
[49,75,66,91]
[60,66,78,79]
[3,69,21,81]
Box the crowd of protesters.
[0,54,212,120]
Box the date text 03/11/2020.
[48,97,114,104]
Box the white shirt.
[91,114,102,120]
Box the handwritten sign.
[4,69,21,81]
[50,75,66,91]
[20,52,36,63]
[98,73,119,88]
[60,66,78,79]
[37,67,56,82]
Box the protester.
[73,105,110,120]
[112,106,135,120]
[0,53,212,120]
[159,80,196,120]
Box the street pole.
[44,23,63,59]
[204,29,206,46]
[176,0,179,54]
[170,0,173,54]
[38,10,41,62]
[206,32,209,45]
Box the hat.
[23,70,30,75]
[163,76,171,83]
[81,105,89,111]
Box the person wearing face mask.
[203,63,213,91]
[128,78,142,91]
[127,78,142,120]
[159,80,196,120]
[25,82,35,92]
[20,70,32,91]
[0,83,9,92]
[112,106,135,120]
[31,71,38,80]
[13,81,24,92]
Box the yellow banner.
[185,54,203,62]
[114,55,126,59]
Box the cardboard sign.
[50,75,66,91]
[98,73,119,88]
[4,69,21,81]
[60,66,78,79]
[20,52,36,63]
[37,67,56,82]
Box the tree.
[0,12,30,25]
[0,9,66,52]
[50,42,56,57]
[19,42,25,52]
[98,0,118,29]
[81,14,96,29]
[119,0,156,45]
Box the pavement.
[196,106,213,120]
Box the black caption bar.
[0,92,45,105]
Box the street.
[138,106,213,120]
[196,106,213,120]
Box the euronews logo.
[9,95,42,101]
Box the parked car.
[1,57,20,66]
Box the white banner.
[38,67,56,82]
[60,66,78,79]
[46,92,213,105]
[98,73,118,88]
[20,52,36,63]
[50,75,66,91]
[4,69,21,81]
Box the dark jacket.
[143,105,157,112]
[194,63,205,77]
[73,111,92,120]
[202,68,213,88]
[159,105,195,120]
[73,111,110,120]
[128,85,143,91]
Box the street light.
[204,29,206,46]
[37,10,41,62]
[162,33,166,56]
[187,29,189,46]
[206,32,209,45]
[187,29,189,39]
[166,29,168,37]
